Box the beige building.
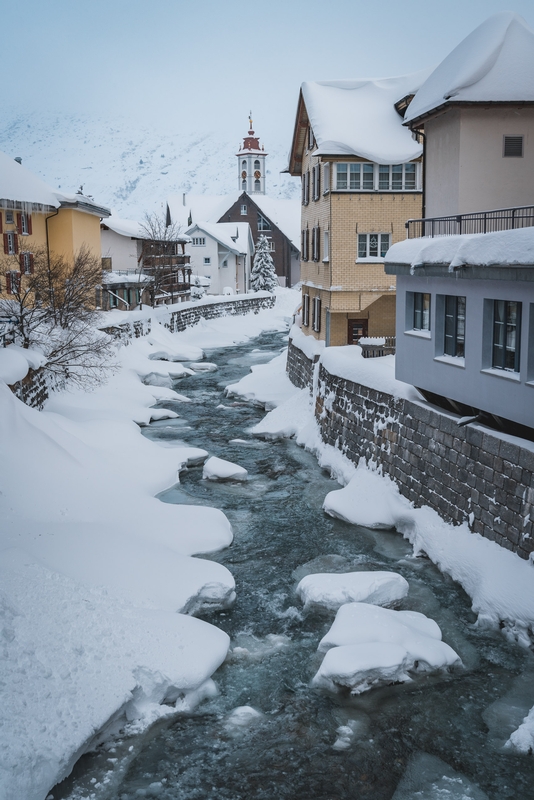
[404,12,534,219]
[288,74,427,346]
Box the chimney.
[182,192,186,206]
[14,157,22,164]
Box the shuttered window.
[312,296,321,332]
[5,271,21,295]
[312,226,320,261]
[323,163,330,194]
[503,136,523,157]
[3,232,18,255]
[301,228,309,261]
[20,252,34,275]
[302,293,310,327]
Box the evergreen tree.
[250,235,278,293]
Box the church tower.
[237,113,267,194]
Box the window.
[3,231,18,255]
[5,271,21,294]
[302,293,310,327]
[267,240,275,252]
[192,237,206,246]
[307,126,314,150]
[336,162,373,190]
[20,252,34,275]
[109,291,118,309]
[444,295,465,357]
[222,259,228,268]
[312,296,321,332]
[312,226,320,261]
[242,179,247,190]
[203,257,211,265]
[493,300,521,372]
[5,210,13,224]
[240,204,247,215]
[242,160,247,169]
[254,180,261,191]
[323,230,329,261]
[312,165,321,200]
[301,228,309,261]
[357,233,390,259]
[18,213,31,235]
[257,213,271,231]
[254,159,260,171]
[413,292,431,331]
[503,136,523,157]
[323,163,330,194]
[378,163,416,190]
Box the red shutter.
[16,213,22,234]
[3,233,8,254]
[13,235,19,254]
[29,254,34,274]
[27,215,32,235]
[5,272,11,294]
[19,253,24,270]
[0,214,3,234]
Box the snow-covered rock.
[202,456,248,481]
[189,362,218,372]
[312,602,461,694]
[297,571,409,611]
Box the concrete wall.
[48,208,102,261]
[425,106,534,217]
[101,228,140,272]
[394,271,534,430]
[286,337,534,561]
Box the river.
[54,330,534,800]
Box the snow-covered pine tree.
[250,234,278,293]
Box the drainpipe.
[45,207,60,267]
[416,127,427,219]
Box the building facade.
[288,76,426,346]
[185,222,254,295]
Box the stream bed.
[54,331,534,800]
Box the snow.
[506,706,534,754]
[203,456,248,481]
[296,571,409,611]
[186,221,253,254]
[312,602,461,694]
[103,271,151,285]
[226,351,298,410]
[405,12,534,124]
[0,148,60,208]
[320,345,422,402]
[289,324,325,361]
[301,71,430,164]
[189,361,218,372]
[386,226,534,271]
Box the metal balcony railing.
[406,205,534,239]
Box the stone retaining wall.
[164,295,275,334]
[287,338,534,560]
[286,336,320,389]
[9,367,63,411]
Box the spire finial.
[248,110,254,135]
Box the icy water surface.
[55,332,534,800]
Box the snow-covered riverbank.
[0,290,298,800]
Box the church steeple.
[237,112,267,194]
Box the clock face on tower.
[254,170,261,179]
[241,170,247,179]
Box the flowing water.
[55,331,534,800]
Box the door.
[348,318,368,344]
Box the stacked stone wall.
[9,367,64,411]
[287,338,534,560]
[165,295,275,334]
[286,336,319,389]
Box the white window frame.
[240,204,247,215]
[21,251,33,275]
[192,237,206,246]
[323,163,330,194]
[357,233,390,259]
[335,162,420,191]
[257,213,271,231]
[203,257,211,265]
[6,232,16,255]
[20,214,29,234]
[5,210,14,224]
[378,163,417,191]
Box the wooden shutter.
[3,233,8,254]
[0,214,2,234]
[5,272,11,294]
[316,166,321,198]
[19,253,24,271]
[27,215,32,235]
[16,213,22,234]
[13,234,18,254]
[29,254,34,274]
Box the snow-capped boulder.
[297,571,409,611]
[202,456,248,481]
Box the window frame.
[492,299,521,372]
[357,232,390,259]
[240,204,247,215]
[503,135,524,158]
[191,237,206,246]
[413,292,431,331]
[443,295,466,358]
[257,213,271,232]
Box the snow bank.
[226,351,298,410]
[296,571,409,611]
[386,226,534,271]
[0,344,47,384]
[203,455,248,481]
[312,602,460,695]
[506,706,534,754]
[320,346,421,402]
[289,323,325,361]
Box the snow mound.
[505,706,534,754]
[203,456,248,481]
[189,361,218,372]
[223,706,263,734]
[226,351,298,410]
[313,603,461,694]
[297,571,409,611]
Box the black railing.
[406,205,534,239]
[360,336,396,358]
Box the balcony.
[406,205,534,239]
[142,254,191,268]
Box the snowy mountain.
[0,109,299,220]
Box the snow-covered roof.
[102,271,152,285]
[186,221,254,254]
[0,150,60,209]
[167,192,301,248]
[405,13,534,125]
[300,71,430,164]
[385,226,534,271]
[102,214,191,242]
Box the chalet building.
[0,150,110,301]
[166,121,300,288]
[185,222,254,295]
[386,13,534,437]
[100,216,192,309]
[287,73,427,346]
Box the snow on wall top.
[0,149,60,208]
[385,226,534,271]
[405,13,534,124]
[168,193,301,249]
[301,71,430,164]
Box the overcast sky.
[5,0,534,145]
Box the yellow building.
[288,74,427,346]
[0,150,110,299]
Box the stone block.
[482,432,501,456]
[466,426,484,448]
[499,440,521,464]
[518,448,534,472]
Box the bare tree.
[1,245,116,388]
[139,212,189,304]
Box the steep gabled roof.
[405,12,534,126]
[288,71,429,172]
[185,222,254,255]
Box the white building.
[185,222,254,295]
